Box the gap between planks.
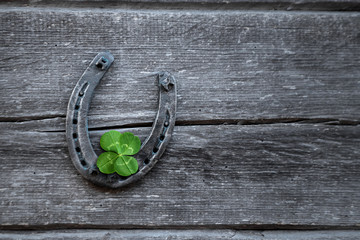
[0,117,358,133]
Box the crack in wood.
[2,114,358,134]
[175,118,360,126]
[22,117,358,133]
[0,115,66,123]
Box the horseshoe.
[66,52,177,188]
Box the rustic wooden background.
[1,0,360,239]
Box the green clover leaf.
[97,152,117,174]
[97,130,141,176]
[119,132,141,155]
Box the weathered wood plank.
[5,0,360,9]
[1,230,360,240]
[15,0,360,2]
[1,9,359,128]
[0,120,359,228]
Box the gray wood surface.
[0,119,359,228]
[1,230,360,240]
[4,0,360,12]
[1,3,360,232]
[16,0,360,2]
[1,9,360,129]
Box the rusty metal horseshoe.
[66,52,177,188]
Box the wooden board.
[0,119,359,228]
[1,9,360,129]
[1,230,360,240]
[4,0,360,12]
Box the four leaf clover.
[96,130,141,176]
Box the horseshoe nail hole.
[91,170,99,176]
[96,62,103,69]
[73,119,78,124]
[164,121,169,127]
[101,58,107,63]
[73,133,77,139]
[75,105,79,110]
[80,160,87,166]
[79,91,84,97]
[153,147,159,154]
[159,135,165,141]
[75,147,81,152]
[144,158,150,165]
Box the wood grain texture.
[0,119,359,228]
[1,230,360,240]
[21,0,360,2]
[3,1,360,12]
[1,4,360,231]
[1,9,360,129]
